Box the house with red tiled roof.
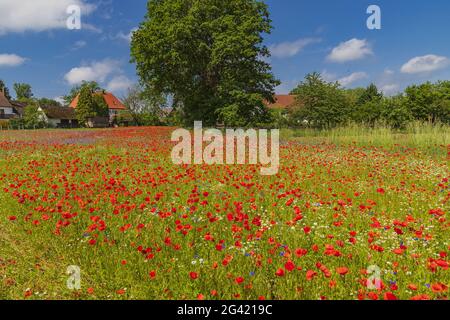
[264,94,298,110]
[0,88,15,119]
[69,91,127,123]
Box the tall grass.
[281,122,450,156]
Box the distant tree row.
[268,72,450,129]
[128,0,450,130]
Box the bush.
[290,72,349,128]
[381,95,412,129]
[24,102,46,129]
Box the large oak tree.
[131,0,279,127]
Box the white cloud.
[338,72,368,87]
[106,75,134,93]
[0,0,96,35]
[53,96,66,105]
[400,54,450,74]
[384,68,394,75]
[116,28,138,43]
[327,39,373,63]
[0,54,27,67]
[380,84,400,95]
[64,59,120,85]
[269,38,321,58]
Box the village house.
[69,91,127,126]
[0,89,16,119]
[264,94,298,110]
[38,105,78,128]
[10,101,26,118]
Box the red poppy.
[411,294,430,300]
[235,277,244,284]
[285,261,295,272]
[189,272,198,280]
[275,268,285,277]
[336,267,349,276]
[295,248,307,257]
[431,283,448,293]
[383,292,397,300]
[149,270,156,279]
[306,270,317,281]
[408,284,418,291]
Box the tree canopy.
[75,85,97,126]
[131,0,279,127]
[64,81,101,106]
[13,83,33,100]
[290,72,349,128]
[283,73,450,129]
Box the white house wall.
[0,107,14,115]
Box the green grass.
[281,122,450,157]
[0,126,448,300]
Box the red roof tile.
[0,90,12,108]
[70,92,126,110]
[264,94,297,109]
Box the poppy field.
[0,127,449,300]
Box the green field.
[1,125,448,300]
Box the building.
[38,106,78,128]
[10,101,27,118]
[69,91,127,124]
[264,94,298,110]
[0,89,15,119]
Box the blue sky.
[1,0,450,101]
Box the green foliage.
[165,108,185,127]
[76,86,97,126]
[262,108,289,128]
[115,110,136,126]
[8,117,24,129]
[23,102,45,129]
[64,81,101,105]
[131,0,279,126]
[37,98,62,107]
[404,81,450,123]
[343,87,366,107]
[287,75,447,129]
[0,80,12,100]
[93,94,109,117]
[357,83,383,105]
[13,83,33,100]
[290,72,348,128]
[381,95,412,129]
[350,84,383,126]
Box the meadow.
[0,124,448,300]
